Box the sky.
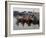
[13,7,39,13]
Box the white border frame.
[10,5,43,34]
